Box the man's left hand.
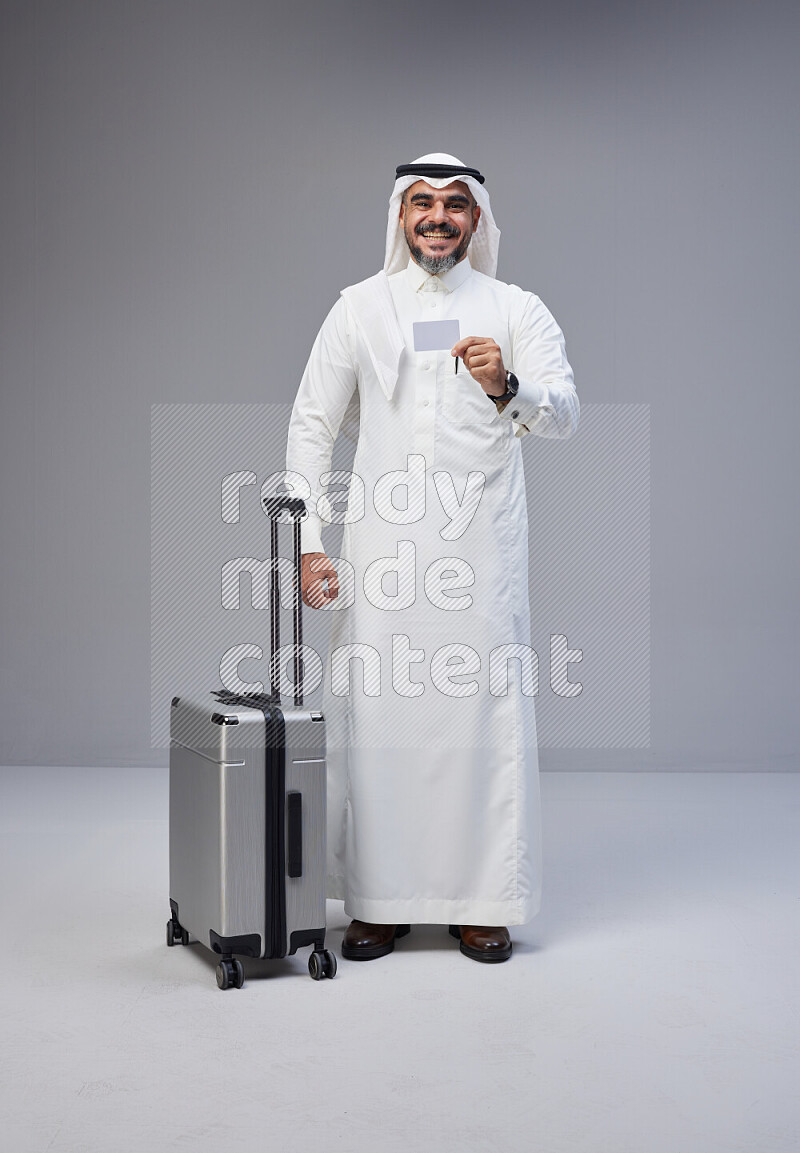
[451,337,506,398]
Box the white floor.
[1,768,798,1153]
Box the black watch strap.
[492,371,519,405]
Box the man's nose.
[429,200,447,222]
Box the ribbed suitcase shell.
[167,495,333,984]
[169,693,327,961]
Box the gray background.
[1,0,798,769]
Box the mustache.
[414,222,460,239]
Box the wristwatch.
[491,370,519,406]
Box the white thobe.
[285,256,578,925]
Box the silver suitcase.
[167,496,336,988]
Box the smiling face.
[399,179,481,275]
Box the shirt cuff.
[494,375,551,429]
[300,513,325,556]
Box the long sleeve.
[285,297,359,554]
[496,292,579,440]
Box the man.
[285,154,578,963]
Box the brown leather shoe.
[341,920,411,961]
[449,924,512,963]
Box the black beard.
[410,247,460,275]
[405,221,472,275]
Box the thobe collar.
[405,254,473,294]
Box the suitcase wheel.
[308,949,337,981]
[216,958,245,990]
[166,920,189,948]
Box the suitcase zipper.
[264,705,287,959]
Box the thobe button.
[423,362,431,371]
[511,410,519,418]
[423,400,430,407]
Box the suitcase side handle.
[287,790,303,878]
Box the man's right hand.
[301,552,339,609]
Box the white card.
[412,319,461,352]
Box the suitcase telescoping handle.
[261,494,306,708]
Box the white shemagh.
[340,153,501,407]
[385,151,502,276]
[384,152,501,277]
